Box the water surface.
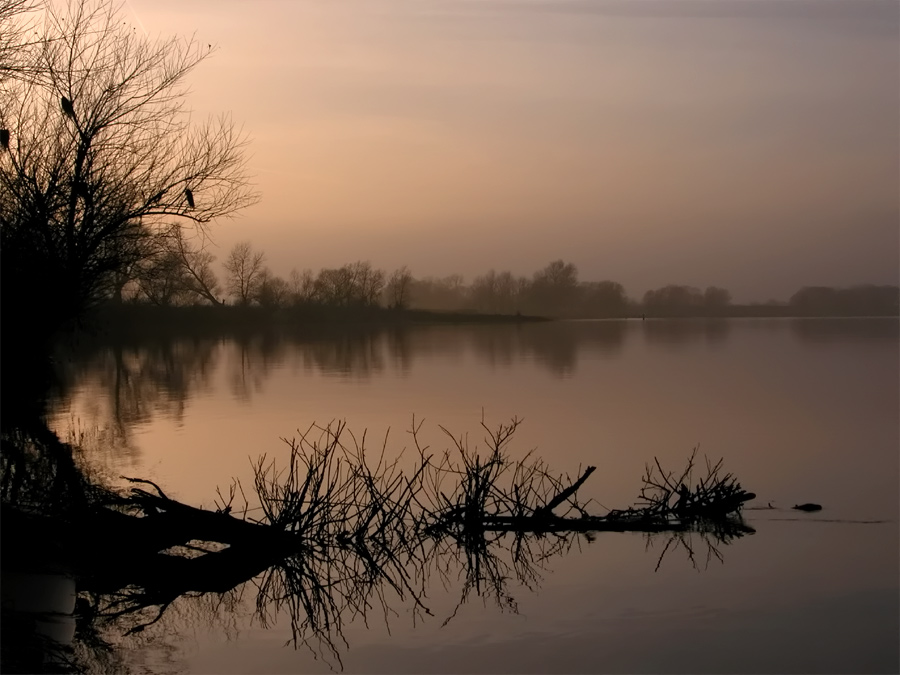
[50,318,899,673]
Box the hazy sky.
[128,0,897,301]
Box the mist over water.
[134,0,899,301]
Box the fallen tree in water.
[2,417,755,667]
[417,417,755,538]
[91,418,755,575]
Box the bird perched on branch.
[61,96,76,120]
[0,129,9,150]
[184,188,194,208]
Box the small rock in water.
[792,503,822,512]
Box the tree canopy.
[0,0,257,353]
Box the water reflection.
[55,339,220,431]
[49,319,899,462]
[1,418,753,673]
[789,317,900,344]
[641,318,732,347]
[14,319,899,673]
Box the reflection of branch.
[70,417,754,667]
[648,526,735,573]
[121,475,169,500]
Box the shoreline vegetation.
[84,244,900,335]
[83,303,548,338]
[80,296,899,343]
[100,247,900,323]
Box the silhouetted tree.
[223,241,266,305]
[642,285,704,317]
[313,267,351,306]
[0,0,256,359]
[134,246,190,307]
[703,286,732,315]
[385,265,413,309]
[168,226,223,305]
[312,261,385,307]
[353,261,385,306]
[255,271,290,309]
[470,270,524,314]
[408,274,467,311]
[579,280,629,318]
[0,0,40,83]
[288,268,316,305]
[523,260,580,315]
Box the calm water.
[49,318,899,673]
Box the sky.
[126,0,897,302]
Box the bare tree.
[703,286,732,311]
[0,0,41,83]
[642,285,704,317]
[471,269,522,314]
[134,247,190,306]
[310,261,385,308]
[312,267,350,305]
[408,274,467,311]
[385,266,413,309]
[127,225,222,305]
[255,271,290,308]
[351,261,385,306]
[288,268,316,305]
[168,225,223,305]
[523,260,580,316]
[0,0,257,342]
[223,241,266,305]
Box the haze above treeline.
[118,236,899,318]
[174,0,897,303]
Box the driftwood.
[69,420,755,604]
[73,419,757,580]
[9,418,755,664]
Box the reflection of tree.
[0,423,93,517]
[386,326,413,374]
[645,522,747,573]
[46,319,752,457]
[299,331,386,378]
[2,417,755,672]
[467,321,628,376]
[0,422,122,674]
[788,285,899,317]
[789,317,899,345]
[49,320,741,452]
[45,317,777,462]
[642,319,732,347]
[51,337,220,455]
[228,332,286,401]
[468,325,519,370]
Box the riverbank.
[76,304,549,342]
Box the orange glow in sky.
[126,0,897,301]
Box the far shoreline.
[71,303,897,342]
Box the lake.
[48,318,899,674]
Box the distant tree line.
[114,238,899,318]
